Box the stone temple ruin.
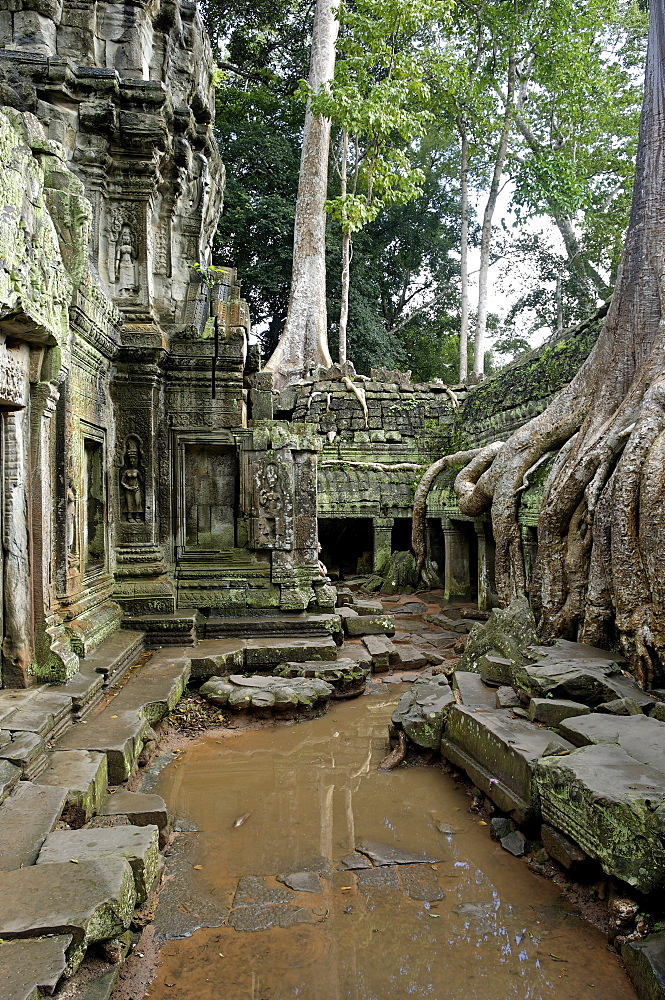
[0,4,663,1000]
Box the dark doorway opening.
[391,517,412,552]
[426,518,445,585]
[318,518,373,578]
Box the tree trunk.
[339,129,350,364]
[454,6,665,686]
[459,122,469,382]
[473,55,515,376]
[264,0,339,390]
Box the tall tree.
[452,3,665,686]
[264,0,339,389]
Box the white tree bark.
[338,129,350,364]
[458,123,469,381]
[264,0,339,390]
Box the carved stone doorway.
[174,432,238,559]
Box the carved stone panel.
[249,453,294,552]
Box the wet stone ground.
[140,689,636,1000]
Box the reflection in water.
[147,691,635,1000]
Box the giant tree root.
[379,730,407,770]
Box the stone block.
[0,857,136,971]
[452,671,496,708]
[37,825,160,904]
[244,636,338,667]
[101,791,171,848]
[393,645,428,670]
[57,711,150,784]
[187,640,244,679]
[558,713,665,772]
[108,649,191,724]
[35,749,108,825]
[351,600,384,615]
[540,823,589,872]
[536,744,665,893]
[599,697,644,716]
[392,676,454,749]
[0,934,72,1000]
[441,706,574,823]
[458,597,538,673]
[496,686,520,709]
[0,760,21,803]
[478,653,513,686]
[362,635,395,672]
[0,730,46,774]
[622,932,665,1000]
[343,613,396,637]
[528,698,590,726]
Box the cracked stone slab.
[397,864,445,902]
[228,903,315,932]
[233,877,293,907]
[35,750,108,825]
[356,840,440,866]
[453,671,497,709]
[0,934,72,1000]
[558,713,665,772]
[356,865,400,892]
[0,782,68,871]
[0,856,136,971]
[37,825,160,904]
[57,710,150,784]
[338,851,373,870]
[101,790,171,848]
[276,871,323,893]
[0,731,46,771]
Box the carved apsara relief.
[119,434,145,522]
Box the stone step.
[35,750,108,826]
[203,612,342,640]
[0,760,21,803]
[0,934,72,1000]
[0,687,49,729]
[186,639,245,680]
[59,663,105,720]
[1,690,73,742]
[57,710,151,785]
[82,629,146,689]
[343,612,396,638]
[37,825,160,905]
[108,650,191,724]
[0,857,136,973]
[441,705,574,823]
[123,613,198,647]
[0,782,68,871]
[100,790,171,848]
[0,730,48,779]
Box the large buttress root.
[448,7,665,682]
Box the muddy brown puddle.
[145,689,635,1000]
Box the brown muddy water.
[145,688,635,1000]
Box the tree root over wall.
[414,9,665,687]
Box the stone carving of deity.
[115,224,138,297]
[120,435,145,522]
[66,480,79,572]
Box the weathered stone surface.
[351,600,384,615]
[109,650,191,724]
[185,640,245,680]
[558,713,665,772]
[57,711,150,784]
[397,863,445,901]
[528,698,590,726]
[60,663,105,720]
[392,674,453,749]
[101,791,171,847]
[356,840,440,866]
[0,782,68,871]
[244,636,338,667]
[35,750,108,825]
[495,686,520,709]
[0,857,136,969]
[513,653,648,708]
[536,744,665,893]
[276,871,323,893]
[452,671,497,708]
[458,598,538,674]
[200,674,333,716]
[500,831,526,856]
[362,635,395,672]
[344,613,396,637]
[338,851,373,870]
[82,631,145,689]
[0,934,72,1000]
[393,644,428,670]
[274,659,368,698]
[599,697,644,716]
[0,730,46,773]
[540,823,589,871]
[622,932,665,1000]
[0,759,21,803]
[441,705,574,823]
[37,825,160,904]
[2,690,73,740]
[478,653,513,686]
[489,816,516,841]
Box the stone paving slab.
[362,635,395,672]
[101,791,171,848]
[0,782,68,871]
[441,705,574,823]
[37,825,160,904]
[452,671,497,708]
[2,690,73,740]
[0,730,47,775]
[59,663,105,720]
[123,614,197,648]
[0,687,48,728]
[185,639,245,680]
[109,651,191,724]
[57,710,151,784]
[0,856,136,971]
[536,744,665,893]
[0,934,72,1000]
[528,698,591,726]
[35,750,108,826]
[343,613,396,637]
[82,630,146,688]
[558,713,665,772]
[393,644,428,670]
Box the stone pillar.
[2,409,34,686]
[442,518,470,603]
[475,521,497,611]
[372,518,394,572]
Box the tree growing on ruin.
[446,4,665,686]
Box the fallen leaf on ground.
[193,865,204,870]
[233,812,251,828]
